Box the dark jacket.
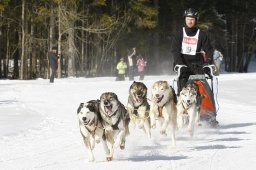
[48,52,58,70]
[171,27,214,68]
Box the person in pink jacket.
[136,54,145,80]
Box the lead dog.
[127,81,151,138]
[77,100,104,162]
[99,92,130,161]
[177,82,202,137]
[150,80,177,147]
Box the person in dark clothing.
[48,48,59,83]
[171,8,218,127]
[127,47,136,80]
[171,8,214,94]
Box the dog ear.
[77,103,84,114]
[140,82,147,90]
[113,93,119,101]
[144,84,147,90]
[87,101,96,112]
[181,86,186,91]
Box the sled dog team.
[77,80,204,162]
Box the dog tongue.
[105,106,112,113]
[136,95,143,103]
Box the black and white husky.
[77,100,104,162]
[99,92,130,161]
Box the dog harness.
[101,104,126,130]
[179,101,190,115]
[84,118,98,135]
[181,27,199,55]
[157,95,175,117]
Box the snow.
[1,70,256,170]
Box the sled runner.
[174,64,218,126]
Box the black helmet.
[184,8,198,19]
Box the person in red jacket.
[136,54,145,80]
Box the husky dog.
[77,100,104,162]
[99,92,130,161]
[177,82,202,137]
[127,81,151,138]
[150,80,177,147]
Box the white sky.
[1,58,256,170]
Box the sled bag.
[194,80,216,116]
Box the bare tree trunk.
[49,6,56,79]
[5,22,10,78]
[0,14,2,78]
[20,0,26,80]
[13,31,19,79]
[67,21,75,77]
[85,8,90,76]
[57,4,62,78]
[81,28,85,75]
[80,0,85,75]
[153,0,159,73]
[30,24,37,79]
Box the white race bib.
[181,27,199,55]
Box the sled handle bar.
[174,65,187,77]
[174,64,216,77]
[203,64,216,77]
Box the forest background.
[0,0,256,80]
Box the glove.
[203,66,211,75]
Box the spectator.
[213,49,223,76]
[48,47,59,83]
[116,58,127,81]
[127,47,136,80]
[136,54,145,80]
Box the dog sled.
[174,64,219,127]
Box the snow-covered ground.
[1,69,256,169]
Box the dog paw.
[95,136,100,143]
[105,126,113,131]
[106,156,113,161]
[114,140,121,148]
[151,124,156,129]
[88,157,95,162]
[188,129,194,137]
[147,132,151,139]
[138,124,144,129]
[160,129,167,136]
[120,144,125,150]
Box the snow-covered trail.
[1,74,256,170]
